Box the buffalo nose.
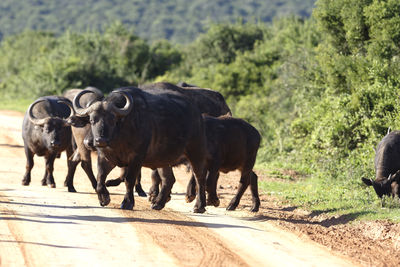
[84,137,95,150]
[50,140,61,147]
[94,137,108,147]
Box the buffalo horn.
[73,89,97,117]
[27,99,49,126]
[110,90,133,117]
[57,100,76,122]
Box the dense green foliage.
[1,0,400,220]
[0,0,315,43]
[0,22,181,98]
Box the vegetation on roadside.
[1,0,400,221]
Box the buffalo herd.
[22,81,400,212]
[21,82,261,213]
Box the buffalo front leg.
[43,153,57,188]
[135,171,147,197]
[105,167,125,187]
[189,161,207,213]
[22,146,34,186]
[96,154,115,207]
[81,159,97,190]
[121,161,142,210]
[64,145,79,192]
[151,167,175,210]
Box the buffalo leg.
[135,171,147,197]
[192,164,207,213]
[41,168,49,186]
[226,171,251,211]
[121,160,142,210]
[106,168,147,197]
[80,145,97,190]
[22,146,34,186]
[206,168,220,207]
[81,159,97,190]
[64,145,79,192]
[149,169,161,202]
[249,171,260,212]
[151,167,175,210]
[43,153,57,188]
[185,174,197,203]
[185,149,207,213]
[105,168,125,187]
[96,154,115,207]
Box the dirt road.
[0,110,358,266]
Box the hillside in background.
[0,0,315,43]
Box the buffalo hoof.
[185,195,196,203]
[48,183,56,188]
[148,188,159,202]
[41,180,47,186]
[148,194,156,203]
[136,190,147,197]
[193,207,206,213]
[226,204,237,211]
[68,186,77,193]
[151,203,165,210]
[135,184,147,197]
[250,200,260,212]
[207,198,220,207]
[105,178,123,187]
[120,199,134,210]
[21,180,30,186]
[98,194,111,207]
[250,206,259,212]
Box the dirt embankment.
[0,110,398,266]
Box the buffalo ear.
[362,177,373,186]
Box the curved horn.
[73,89,97,117]
[388,173,392,181]
[110,90,133,117]
[27,99,49,125]
[57,100,76,120]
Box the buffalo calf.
[186,115,261,212]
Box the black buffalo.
[64,87,148,197]
[22,96,77,191]
[73,86,208,213]
[186,115,261,212]
[104,82,232,196]
[362,131,400,201]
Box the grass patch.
[259,172,400,222]
[0,98,32,113]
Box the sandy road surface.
[0,110,358,266]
